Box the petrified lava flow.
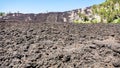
[0,23,120,68]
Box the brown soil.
[0,23,120,68]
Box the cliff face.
[0,0,120,23]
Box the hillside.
[0,0,120,23]
[71,0,120,23]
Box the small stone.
[112,60,120,67]
[89,45,96,49]
[63,55,71,62]
[14,54,24,59]
[25,63,38,68]
[111,44,120,54]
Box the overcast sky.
[0,0,105,13]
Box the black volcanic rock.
[0,23,120,68]
[0,12,70,23]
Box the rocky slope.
[69,0,120,23]
[0,23,120,68]
[0,0,119,23]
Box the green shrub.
[112,18,120,23]
[73,20,81,24]
[0,12,5,16]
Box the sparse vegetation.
[92,0,120,23]
[73,0,120,23]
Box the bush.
[0,12,5,16]
[73,20,81,24]
[112,18,120,23]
